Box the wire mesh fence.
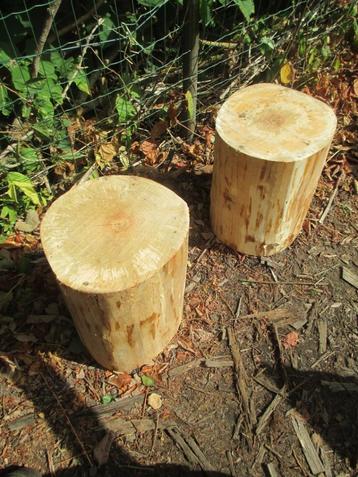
[0,0,355,237]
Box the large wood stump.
[211,83,337,256]
[41,175,189,371]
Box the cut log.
[211,83,337,256]
[41,175,189,371]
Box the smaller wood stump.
[41,175,189,371]
[211,83,337,256]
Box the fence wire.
[0,0,354,234]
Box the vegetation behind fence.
[0,0,356,239]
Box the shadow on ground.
[269,365,358,469]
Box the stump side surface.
[41,175,189,294]
[216,83,337,163]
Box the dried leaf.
[108,372,132,390]
[98,143,117,163]
[15,209,40,233]
[148,393,162,410]
[282,331,299,349]
[140,139,158,164]
[280,62,295,85]
[150,120,168,139]
[353,79,358,96]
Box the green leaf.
[200,0,214,26]
[233,0,255,22]
[32,123,54,140]
[51,51,69,76]
[38,60,57,80]
[0,48,10,67]
[115,95,137,123]
[101,394,113,404]
[1,205,17,223]
[0,83,11,116]
[21,103,31,119]
[36,100,54,118]
[73,69,90,95]
[19,147,39,173]
[321,44,331,60]
[141,375,155,387]
[185,89,195,122]
[10,64,30,92]
[99,14,115,42]
[7,172,40,205]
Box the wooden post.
[182,0,200,141]
[210,83,337,256]
[41,175,189,371]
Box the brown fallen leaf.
[282,331,299,349]
[140,139,158,164]
[353,78,358,97]
[108,372,132,390]
[148,393,162,410]
[150,120,168,139]
[98,143,117,163]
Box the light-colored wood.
[211,83,337,256]
[41,175,189,371]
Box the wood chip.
[254,375,282,395]
[76,394,144,417]
[235,307,293,323]
[256,389,285,435]
[341,266,358,289]
[290,414,325,475]
[166,427,214,471]
[266,462,280,477]
[93,431,115,465]
[168,359,203,377]
[228,327,256,438]
[204,356,233,368]
[317,319,327,354]
[7,413,36,431]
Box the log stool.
[210,83,337,256]
[41,175,189,371]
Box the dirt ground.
[0,49,358,477]
[0,161,357,477]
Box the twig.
[266,462,280,477]
[311,350,335,369]
[227,328,256,440]
[75,394,144,417]
[217,290,236,318]
[31,0,62,78]
[319,172,344,224]
[150,412,160,454]
[290,414,325,475]
[74,162,98,187]
[61,18,104,100]
[239,279,322,286]
[200,39,237,48]
[46,449,55,476]
[255,389,285,435]
[235,295,243,321]
[47,0,106,44]
[168,359,203,377]
[166,427,198,464]
[0,131,34,162]
[40,373,93,466]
